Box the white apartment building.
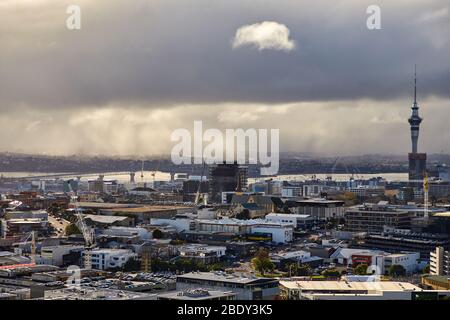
[265,213,313,229]
[430,246,450,276]
[88,249,137,270]
[197,218,294,244]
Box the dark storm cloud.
[0,0,449,110]
[0,0,449,156]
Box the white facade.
[383,252,421,275]
[280,280,423,300]
[151,217,196,233]
[281,187,302,198]
[178,244,226,262]
[101,227,151,240]
[197,218,294,244]
[88,249,137,270]
[40,245,84,267]
[265,213,312,229]
[251,225,293,244]
[430,246,450,276]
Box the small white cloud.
[232,21,295,51]
[419,7,449,22]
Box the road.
[48,214,70,237]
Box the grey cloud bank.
[0,0,449,155]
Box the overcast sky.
[0,0,449,156]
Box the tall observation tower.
[408,66,422,154]
[408,66,427,182]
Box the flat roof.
[158,289,236,300]
[102,206,192,213]
[178,272,277,285]
[280,281,422,292]
[266,213,311,219]
[83,214,130,224]
[297,199,345,204]
[44,288,156,300]
[433,212,450,218]
[75,202,134,209]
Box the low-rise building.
[265,213,313,229]
[39,245,85,267]
[292,199,345,220]
[176,272,279,300]
[197,218,294,244]
[43,287,157,300]
[88,249,137,270]
[0,218,48,237]
[157,288,236,300]
[280,280,426,300]
[178,244,226,264]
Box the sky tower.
[408,65,427,182]
[408,65,422,154]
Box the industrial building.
[157,288,236,300]
[176,272,279,300]
[279,280,443,300]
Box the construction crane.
[67,180,95,269]
[18,231,37,265]
[423,172,429,220]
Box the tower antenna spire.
[414,64,417,104]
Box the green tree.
[354,264,368,275]
[388,264,406,277]
[321,269,340,278]
[65,223,81,236]
[288,264,311,276]
[422,265,430,274]
[251,248,275,275]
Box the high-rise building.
[408,66,427,182]
[208,162,248,203]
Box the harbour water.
[0,171,409,183]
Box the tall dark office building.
[408,67,427,182]
[208,162,248,203]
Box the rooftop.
[178,272,277,285]
[83,214,130,224]
[158,288,236,300]
[43,288,157,300]
[102,205,192,214]
[280,280,422,292]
